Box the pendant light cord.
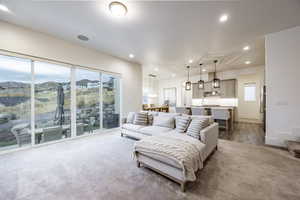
[199,64,202,80]
[187,66,190,81]
[214,60,217,78]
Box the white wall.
[265,26,300,147]
[0,21,142,116]
[237,70,264,123]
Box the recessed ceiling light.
[129,54,134,58]
[154,67,159,71]
[77,35,89,41]
[189,59,193,64]
[219,14,228,23]
[202,69,207,72]
[171,73,176,77]
[243,46,250,51]
[109,1,127,17]
[0,4,10,12]
[245,61,251,65]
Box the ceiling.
[0,0,300,79]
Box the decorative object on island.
[185,66,191,91]
[198,63,205,89]
[212,60,220,88]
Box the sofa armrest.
[200,123,219,161]
[200,123,218,144]
[121,117,127,124]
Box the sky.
[0,54,117,83]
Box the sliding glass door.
[0,55,31,150]
[76,69,100,135]
[102,74,120,129]
[34,62,71,144]
[0,53,121,151]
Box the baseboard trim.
[264,144,288,150]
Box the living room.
[0,0,300,199]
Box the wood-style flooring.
[219,122,265,146]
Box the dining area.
[142,104,169,112]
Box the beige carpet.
[0,132,299,200]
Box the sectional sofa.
[121,111,219,191]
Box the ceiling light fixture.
[243,46,250,51]
[129,54,134,58]
[185,66,191,91]
[189,59,193,64]
[212,60,220,88]
[154,67,159,71]
[245,61,251,65]
[77,35,89,41]
[202,69,206,72]
[219,14,228,23]
[109,1,127,17]
[0,4,9,12]
[198,63,205,90]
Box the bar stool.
[211,109,231,133]
[191,107,207,116]
[175,107,189,115]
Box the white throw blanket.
[134,133,205,181]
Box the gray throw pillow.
[175,116,191,133]
[153,115,175,129]
[133,112,148,126]
[126,112,136,124]
[186,118,209,140]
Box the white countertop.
[191,106,235,109]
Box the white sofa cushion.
[139,126,173,136]
[122,123,146,132]
[158,112,181,118]
[126,112,136,124]
[153,115,175,129]
[148,111,159,116]
[175,116,191,133]
[186,118,209,140]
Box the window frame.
[0,52,122,152]
[163,87,177,107]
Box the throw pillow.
[133,112,148,126]
[175,116,191,133]
[153,115,175,129]
[190,115,214,124]
[186,118,209,140]
[147,111,158,125]
[126,112,136,124]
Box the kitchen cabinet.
[192,79,236,99]
[204,82,212,92]
[192,83,199,98]
[220,79,236,98]
[192,83,204,98]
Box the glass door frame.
[0,51,122,152]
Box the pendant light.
[212,60,220,88]
[198,63,204,89]
[185,66,191,91]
